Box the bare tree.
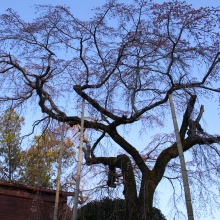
[0,1,220,219]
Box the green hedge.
[77,197,166,220]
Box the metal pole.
[169,93,194,220]
[72,98,85,220]
[53,123,65,220]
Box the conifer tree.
[0,108,24,181]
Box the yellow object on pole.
[169,93,194,220]
[72,98,85,220]
[53,123,65,220]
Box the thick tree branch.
[152,135,220,185]
[91,132,105,158]
[107,126,149,173]
[179,95,197,140]
[73,85,121,121]
[196,105,204,123]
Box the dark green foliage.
[151,207,167,220]
[77,197,125,220]
[77,197,166,220]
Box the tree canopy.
[0,0,220,219]
[18,129,75,188]
[0,108,24,181]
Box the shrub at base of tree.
[77,197,166,220]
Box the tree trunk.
[136,173,156,220]
[122,170,157,220]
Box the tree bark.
[117,154,138,219]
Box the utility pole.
[169,93,194,220]
[72,98,85,220]
[53,123,65,220]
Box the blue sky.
[1,1,220,219]
[1,0,220,19]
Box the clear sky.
[1,0,220,20]
[1,1,219,220]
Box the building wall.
[0,181,72,220]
